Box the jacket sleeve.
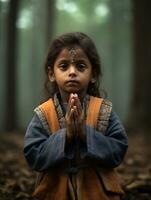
[80,111,128,168]
[23,114,74,172]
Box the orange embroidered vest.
[33,96,124,200]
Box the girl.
[24,32,128,200]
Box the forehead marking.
[69,48,77,63]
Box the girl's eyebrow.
[75,58,88,62]
[57,58,69,63]
[57,57,88,63]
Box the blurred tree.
[45,0,55,46]
[16,0,56,129]
[4,0,19,131]
[28,0,56,101]
[0,1,13,131]
[107,0,132,120]
[130,0,151,130]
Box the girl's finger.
[67,94,74,113]
[73,106,78,118]
[74,95,82,115]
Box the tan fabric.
[86,96,103,128]
[99,169,123,194]
[33,169,68,200]
[38,99,59,133]
[33,96,124,200]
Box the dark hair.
[43,32,105,100]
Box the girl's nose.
[68,65,77,76]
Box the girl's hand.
[65,93,85,142]
[72,94,85,141]
[65,93,76,142]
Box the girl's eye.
[59,63,68,70]
[77,63,86,71]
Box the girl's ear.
[90,71,96,83]
[48,68,55,82]
[90,76,96,83]
[90,78,96,83]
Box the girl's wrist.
[66,129,73,143]
[78,126,86,141]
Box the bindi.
[68,48,77,63]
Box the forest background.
[0,0,151,199]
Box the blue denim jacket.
[24,109,128,172]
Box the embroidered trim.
[34,107,50,133]
[97,99,112,133]
[53,93,90,129]
[34,94,112,135]
[53,93,66,129]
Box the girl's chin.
[60,87,85,97]
[66,90,86,99]
[65,88,80,94]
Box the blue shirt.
[23,111,128,172]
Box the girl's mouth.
[66,80,79,84]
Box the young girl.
[24,32,128,200]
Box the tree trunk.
[4,0,19,131]
[45,0,55,47]
[130,0,151,130]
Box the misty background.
[0,0,150,132]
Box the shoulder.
[101,98,112,113]
[89,96,112,109]
[108,111,125,131]
[95,97,112,118]
[34,99,54,134]
[26,113,49,138]
[97,98,113,133]
[37,98,54,111]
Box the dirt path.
[0,132,36,200]
[118,131,151,199]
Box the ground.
[0,131,151,200]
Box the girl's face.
[48,46,94,101]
